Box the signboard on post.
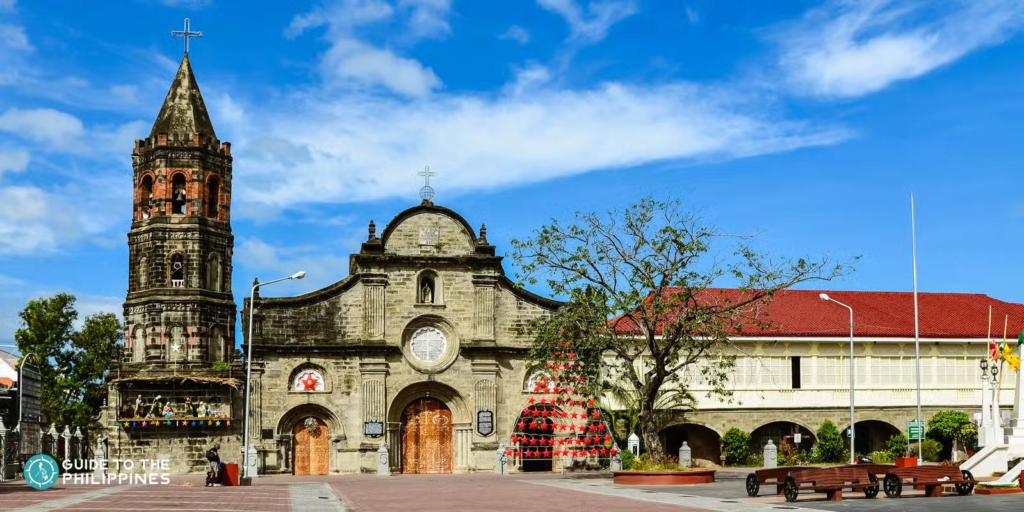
[19,362,43,455]
[908,419,926,440]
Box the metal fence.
[1,423,95,480]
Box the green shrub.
[866,451,894,464]
[621,449,635,470]
[812,420,846,463]
[627,453,685,472]
[746,453,764,467]
[722,428,751,466]
[908,439,942,462]
[886,433,908,459]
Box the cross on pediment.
[172,18,203,55]
[419,166,437,202]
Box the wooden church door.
[401,397,453,474]
[293,418,330,476]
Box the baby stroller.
[206,462,225,486]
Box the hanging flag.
[1018,329,1023,347]
[990,339,999,360]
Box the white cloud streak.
[774,0,1024,98]
[538,0,637,44]
[499,25,531,45]
[286,0,447,97]
[218,81,849,215]
[0,148,29,175]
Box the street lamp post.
[820,293,856,465]
[243,271,305,479]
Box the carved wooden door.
[401,397,453,474]
[293,418,330,476]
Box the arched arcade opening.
[660,424,722,466]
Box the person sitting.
[206,445,221,486]
[162,404,174,418]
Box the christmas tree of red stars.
[506,341,618,467]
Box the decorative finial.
[368,220,377,241]
[418,166,436,204]
[252,277,260,299]
[479,223,487,243]
[172,18,203,55]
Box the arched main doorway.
[293,417,330,476]
[661,424,722,466]
[401,397,453,474]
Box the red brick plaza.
[0,474,709,512]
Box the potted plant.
[612,454,716,485]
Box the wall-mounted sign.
[477,410,494,436]
[364,421,384,437]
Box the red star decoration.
[561,411,569,418]
[570,412,579,419]
[597,424,606,431]
[517,421,526,430]
[528,397,536,404]
[506,450,514,456]
[543,450,552,458]
[510,436,519,443]
[300,372,320,390]
[610,449,618,456]
[591,411,601,419]
[600,448,608,455]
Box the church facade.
[242,204,560,474]
[101,52,559,475]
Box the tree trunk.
[639,412,664,458]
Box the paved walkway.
[1,472,1019,511]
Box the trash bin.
[222,463,240,486]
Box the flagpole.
[911,193,923,461]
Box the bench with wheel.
[881,466,976,498]
[782,467,879,502]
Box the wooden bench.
[782,467,879,502]
[745,466,805,496]
[840,463,896,477]
[882,466,976,498]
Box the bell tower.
[123,54,236,366]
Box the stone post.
[377,444,390,477]
[678,441,692,467]
[73,428,83,461]
[245,446,258,478]
[763,440,777,469]
[61,426,71,462]
[93,438,107,480]
[610,444,622,471]
[627,433,639,456]
[495,444,507,475]
[980,376,991,447]
[47,424,59,457]
[0,417,8,481]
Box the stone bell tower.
[122,54,236,366]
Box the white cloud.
[0,148,29,175]
[399,0,452,39]
[321,38,442,97]
[157,0,212,7]
[218,80,848,214]
[287,0,445,97]
[774,0,1024,98]
[0,23,31,51]
[0,0,16,11]
[235,236,355,295]
[685,6,699,25]
[0,108,84,148]
[499,25,531,45]
[504,62,551,96]
[538,0,638,44]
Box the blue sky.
[0,0,1023,345]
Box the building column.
[362,275,388,340]
[455,425,473,472]
[472,275,497,341]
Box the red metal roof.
[615,288,1024,339]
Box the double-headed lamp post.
[820,293,856,465]
[243,271,305,479]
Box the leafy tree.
[813,420,846,463]
[14,293,122,427]
[722,428,751,466]
[511,197,847,457]
[927,410,977,461]
[886,432,909,459]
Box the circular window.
[409,327,447,364]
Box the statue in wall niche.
[133,396,144,417]
[119,404,133,419]
[421,282,433,303]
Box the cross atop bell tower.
[171,18,203,55]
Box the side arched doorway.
[852,420,900,455]
[293,417,330,476]
[661,424,722,466]
[514,405,557,472]
[401,397,453,474]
